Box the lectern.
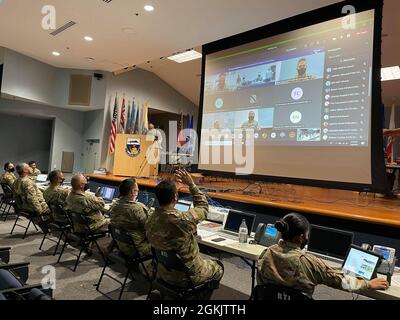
[113,134,159,177]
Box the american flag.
[109,95,118,154]
[119,96,126,133]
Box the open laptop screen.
[36,174,48,182]
[308,225,354,260]
[224,210,255,235]
[175,202,191,212]
[342,245,381,280]
[100,187,115,202]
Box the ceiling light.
[52,51,60,56]
[84,36,93,41]
[381,66,400,81]
[168,50,202,63]
[122,27,135,34]
[144,5,154,12]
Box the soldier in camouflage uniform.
[28,161,42,180]
[241,111,260,131]
[146,169,224,296]
[1,162,17,189]
[65,174,109,233]
[109,178,152,257]
[43,170,70,222]
[13,163,51,231]
[257,213,389,296]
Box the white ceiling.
[0,0,398,106]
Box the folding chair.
[57,210,107,272]
[147,248,220,300]
[0,247,11,264]
[39,204,71,256]
[9,194,41,239]
[0,183,15,221]
[0,269,53,301]
[96,224,153,300]
[253,283,313,300]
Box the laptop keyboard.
[216,230,239,241]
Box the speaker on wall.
[69,74,92,106]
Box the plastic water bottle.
[238,219,248,244]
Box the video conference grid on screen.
[201,11,374,148]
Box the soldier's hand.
[369,278,389,290]
[175,169,195,187]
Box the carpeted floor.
[0,210,370,300]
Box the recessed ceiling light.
[84,36,93,42]
[122,27,135,34]
[144,5,154,12]
[168,50,202,63]
[381,66,400,81]
[52,51,60,56]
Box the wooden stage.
[87,174,400,228]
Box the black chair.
[0,247,11,264]
[0,183,15,221]
[0,269,52,301]
[39,204,71,256]
[9,198,40,239]
[96,225,153,300]
[147,248,220,300]
[0,262,30,284]
[57,210,107,272]
[253,283,313,300]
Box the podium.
[113,134,159,177]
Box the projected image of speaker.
[307,225,354,260]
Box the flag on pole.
[178,112,185,147]
[142,102,149,134]
[108,95,119,154]
[119,95,126,133]
[137,104,143,134]
[386,104,396,163]
[130,99,138,134]
[133,102,140,134]
[126,100,131,134]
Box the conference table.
[196,222,400,300]
[88,174,400,229]
[87,183,400,300]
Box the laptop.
[99,187,116,203]
[36,174,48,183]
[216,209,256,240]
[342,245,382,281]
[307,225,354,261]
[175,201,191,212]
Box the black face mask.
[84,183,90,191]
[60,178,65,185]
[300,237,309,250]
[9,168,15,173]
